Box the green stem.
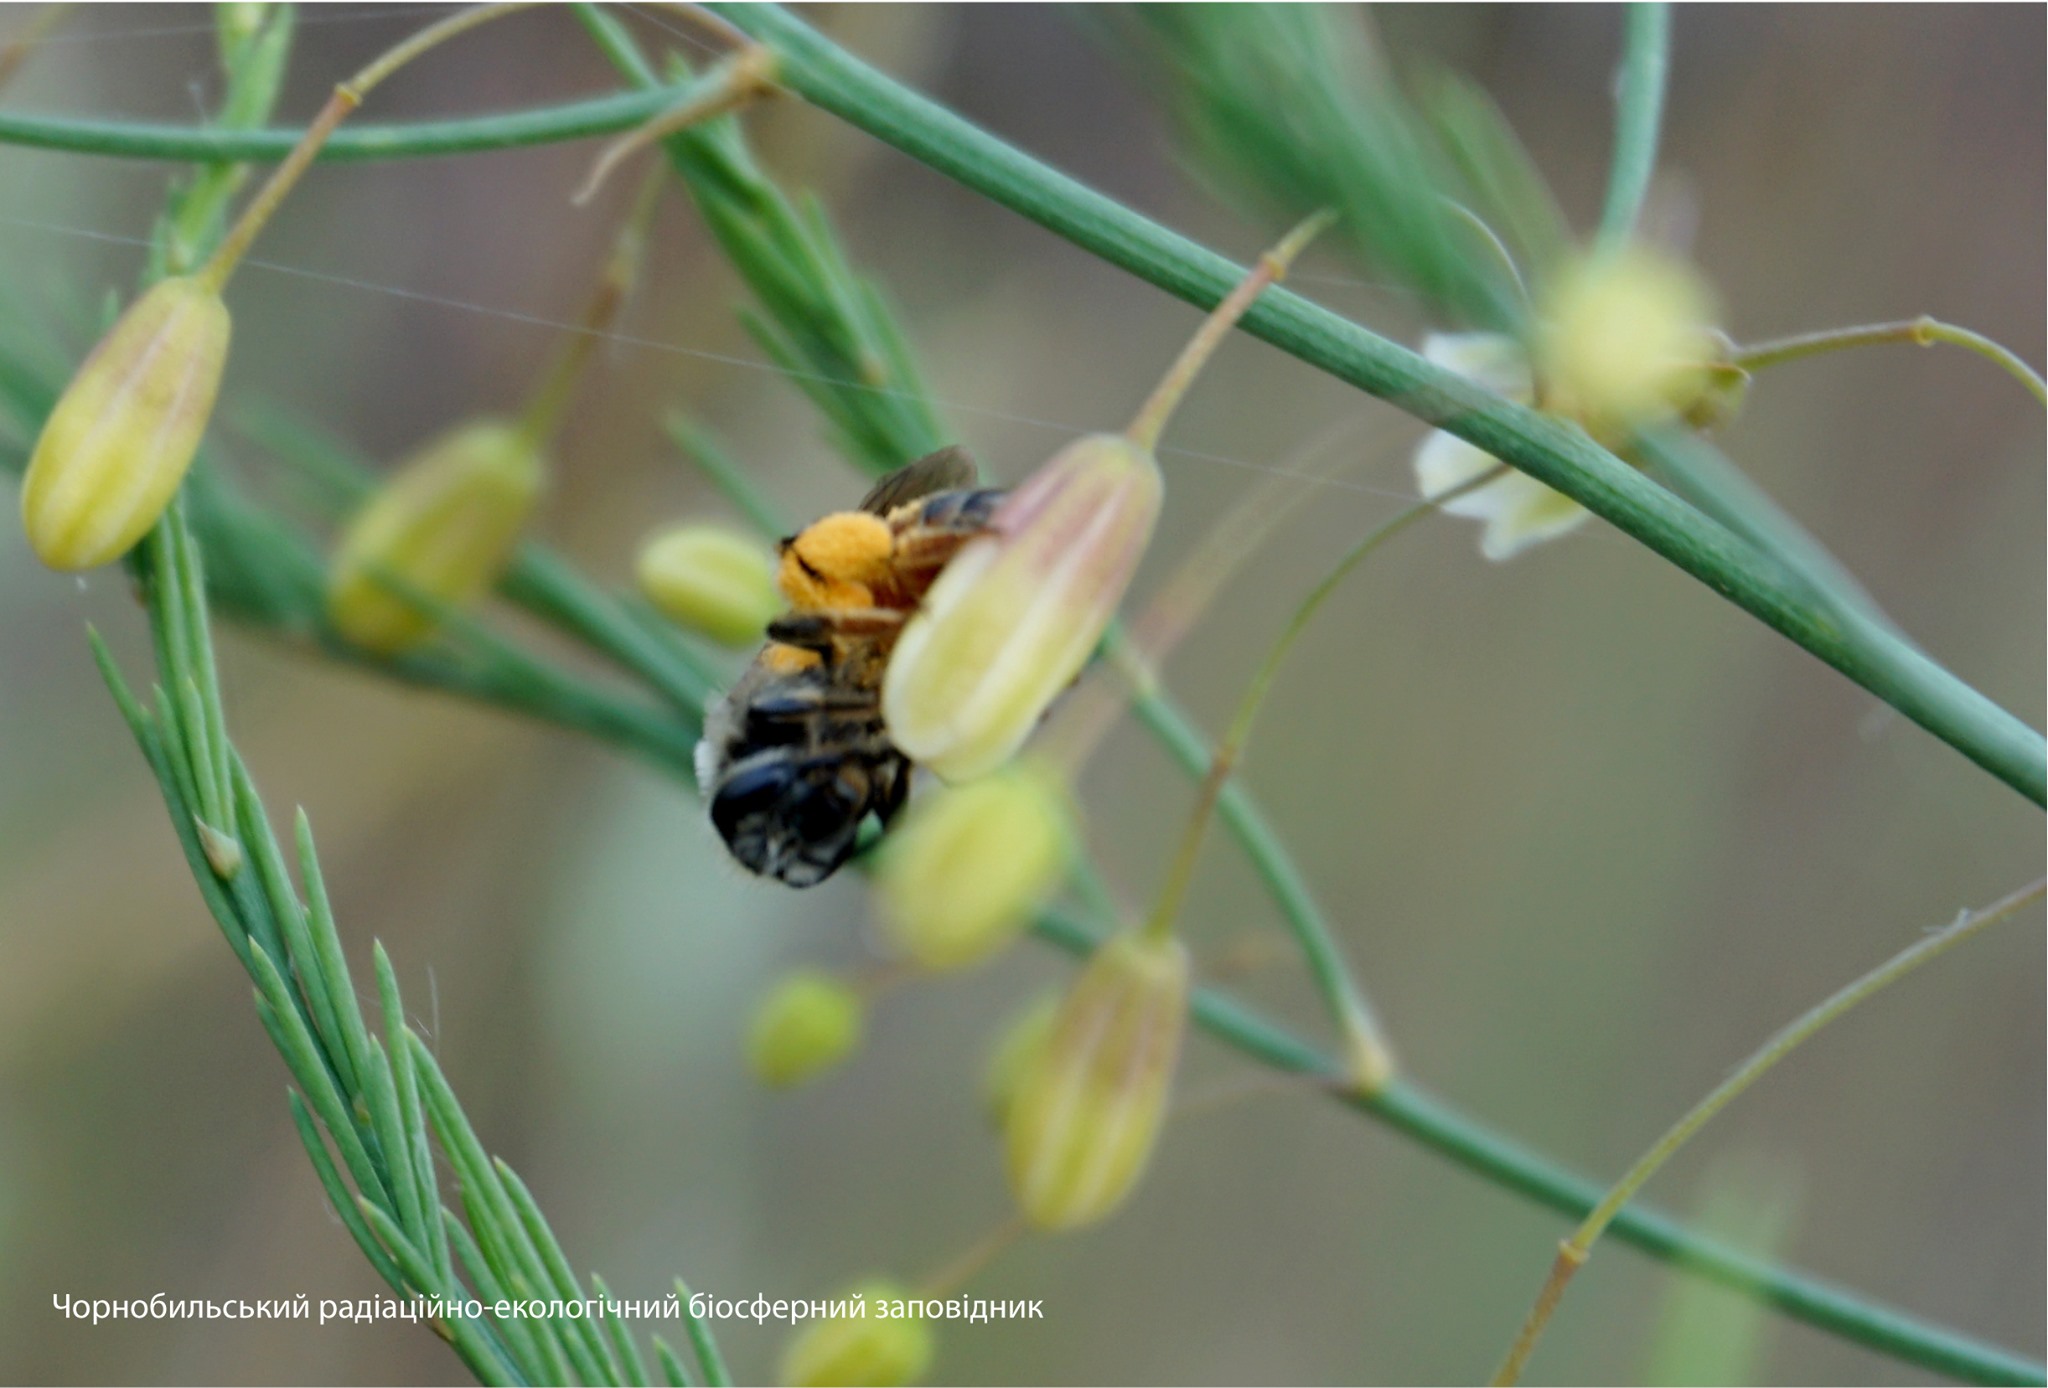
[1125,210,1330,452]
[1139,470,1503,1082]
[1490,878,2046,1386]
[515,163,661,449]
[10,21,2037,797]
[705,3,2045,808]
[1733,317,2048,409]
[0,86,700,162]
[1596,4,1670,252]
[197,3,544,293]
[1029,902,2045,1387]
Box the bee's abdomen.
[702,669,905,888]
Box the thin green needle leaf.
[359,1036,427,1268]
[496,1159,623,1384]
[370,947,432,1241]
[446,1212,553,1382]
[675,1280,731,1388]
[413,1037,603,1385]
[652,1335,696,1388]
[247,945,391,1210]
[287,1090,406,1293]
[356,1199,524,1388]
[294,809,377,1105]
[234,760,357,1094]
[1597,4,1672,252]
[591,1273,651,1388]
[662,414,786,537]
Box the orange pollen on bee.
[779,511,895,612]
[760,642,823,674]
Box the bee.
[696,447,1006,887]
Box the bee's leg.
[767,607,906,653]
[872,758,912,826]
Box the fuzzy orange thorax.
[779,511,894,611]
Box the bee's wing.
[857,446,979,516]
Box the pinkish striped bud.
[881,434,1161,782]
[21,277,230,570]
[1003,930,1190,1230]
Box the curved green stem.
[1596,4,1671,252]
[197,3,545,292]
[1028,902,2045,1387]
[1138,470,1502,1083]
[1734,317,2048,409]
[705,3,2045,808]
[1491,878,2046,1386]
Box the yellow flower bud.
[873,765,1072,972]
[21,276,231,570]
[981,992,1060,1128]
[747,970,864,1089]
[882,434,1162,782]
[779,1279,933,1388]
[325,419,543,654]
[1004,931,1190,1231]
[637,523,781,647]
[1537,248,1721,435]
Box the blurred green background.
[0,4,2040,1383]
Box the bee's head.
[779,511,893,611]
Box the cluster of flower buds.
[1417,246,1733,561]
[637,523,782,648]
[747,970,865,1089]
[856,222,1331,1240]
[779,1280,932,1388]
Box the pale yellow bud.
[21,277,231,570]
[747,970,864,1089]
[1004,931,1190,1231]
[325,419,543,654]
[980,993,1061,1128]
[874,765,1072,972]
[779,1280,933,1388]
[1537,248,1721,435]
[637,523,781,647]
[882,434,1161,782]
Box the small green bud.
[747,970,864,1089]
[325,419,544,654]
[779,1279,933,1388]
[1004,931,1190,1231]
[980,992,1060,1128]
[637,523,782,647]
[874,765,1072,972]
[21,276,231,570]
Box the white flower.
[1413,332,1591,563]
